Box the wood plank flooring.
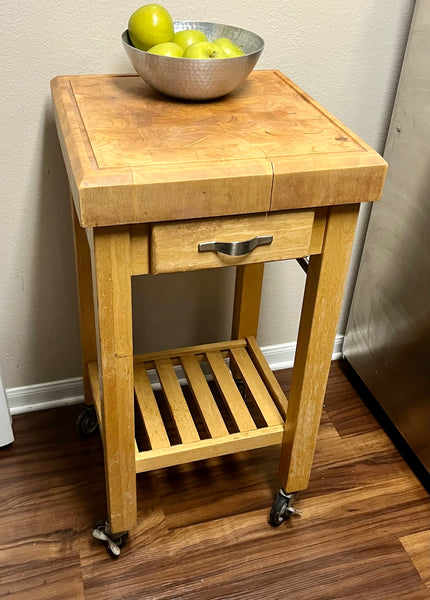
[0,359,429,599]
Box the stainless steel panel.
[344,0,430,473]
[0,370,13,447]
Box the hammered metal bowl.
[122,21,264,100]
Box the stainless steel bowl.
[122,21,264,100]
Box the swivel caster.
[235,378,246,399]
[93,520,129,557]
[269,489,301,527]
[76,404,99,438]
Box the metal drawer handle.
[198,235,273,257]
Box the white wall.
[0,0,414,389]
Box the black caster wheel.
[93,520,129,557]
[235,378,246,399]
[269,489,301,527]
[76,404,99,438]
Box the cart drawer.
[150,209,326,274]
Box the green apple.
[128,4,174,51]
[212,37,245,57]
[173,29,208,49]
[147,42,184,56]
[147,42,184,57]
[183,42,227,59]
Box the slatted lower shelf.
[89,336,288,473]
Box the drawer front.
[150,209,326,274]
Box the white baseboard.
[6,335,344,416]
[7,376,85,416]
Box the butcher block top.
[51,70,387,227]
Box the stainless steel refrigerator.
[343,0,430,476]
[0,370,13,447]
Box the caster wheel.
[76,405,99,438]
[269,490,301,527]
[235,378,246,399]
[93,520,128,557]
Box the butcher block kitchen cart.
[51,70,387,555]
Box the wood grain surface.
[90,226,137,534]
[0,360,428,599]
[150,209,322,273]
[51,71,387,226]
[279,204,360,492]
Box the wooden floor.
[0,360,429,599]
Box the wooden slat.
[134,338,246,365]
[180,354,229,438]
[230,347,283,427]
[135,425,284,473]
[155,359,200,444]
[246,336,288,419]
[142,351,231,372]
[134,364,170,450]
[206,351,256,432]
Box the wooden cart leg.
[71,199,97,405]
[231,263,265,385]
[279,204,360,493]
[231,263,265,340]
[91,226,137,536]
